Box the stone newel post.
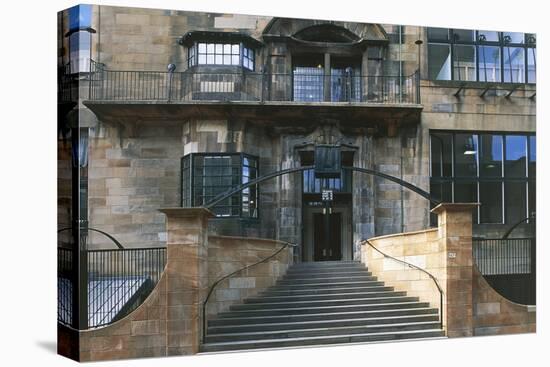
[431,203,478,337]
[158,207,214,355]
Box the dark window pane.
[529,136,536,177]
[527,48,536,83]
[428,28,450,41]
[503,47,525,83]
[453,45,476,81]
[480,181,503,223]
[505,135,527,177]
[480,134,503,177]
[430,180,452,226]
[453,29,475,43]
[454,134,478,177]
[478,46,501,82]
[528,181,536,218]
[478,30,499,42]
[505,182,527,224]
[430,180,452,202]
[428,44,451,80]
[454,181,479,223]
[430,133,452,177]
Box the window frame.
[429,130,535,225]
[187,41,255,71]
[181,152,259,219]
[427,28,536,85]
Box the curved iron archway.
[204,165,439,209]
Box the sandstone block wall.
[361,228,444,313]
[207,236,293,316]
[473,267,536,335]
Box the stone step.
[231,296,420,310]
[218,301,430,318]
[269,280,384,290]
[285,270,372,278]
[208,307,438,326]
[244,290,407,303]
[261,285,394,296]
[207,314,440,334]
[201,329,445,352]
[205,320,441,343]
[278,275,377,284]
[288,265,366,272]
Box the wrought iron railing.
[88,67,420,104]
[362,239,444,331]
[201,241,297,344]
[473,238,536,305]
[57,226,167,329]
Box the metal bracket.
[479,85,493,98]
[453,83,466,97]
[505,85,520,98]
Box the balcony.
[84,65,422,132]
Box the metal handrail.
[201,241,297,343]
[362,239,444,330]
[57,226,125,249]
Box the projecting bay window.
[187,42,255,70]
[430,131,535,225]
[181,153,258,218]
[427,28,536,84]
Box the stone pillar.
[431,203,478,337]
[158,207,214,355]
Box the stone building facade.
[58,4,536,260]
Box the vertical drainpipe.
[399,25,403,103]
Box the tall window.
[181,153,258,218]
[68,4,93,74]
[187,42,255,70]
[430,131,535,225]
[428,28,536,84]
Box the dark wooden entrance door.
[313,212,342,261]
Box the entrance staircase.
[201,260,445,352]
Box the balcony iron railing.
[88,64,420,105]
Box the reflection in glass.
[428,44,451,80]
[478,30,499,42]
[503,47,525,83]
[480,134,503,177]
[529,136,536,177]
[453,29,475,43]
[479,46,501,82]
[503,32,524,44]
[527,48,536,83]
[480,181,503,223]
[505,135,527,177]
[428,28,449,41]
[293,66,324,102]
[430,133,453,177]
[454,134,478,177]
[505,182,527,224]
[453,45,476,81]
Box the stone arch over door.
[262,17,389,43]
